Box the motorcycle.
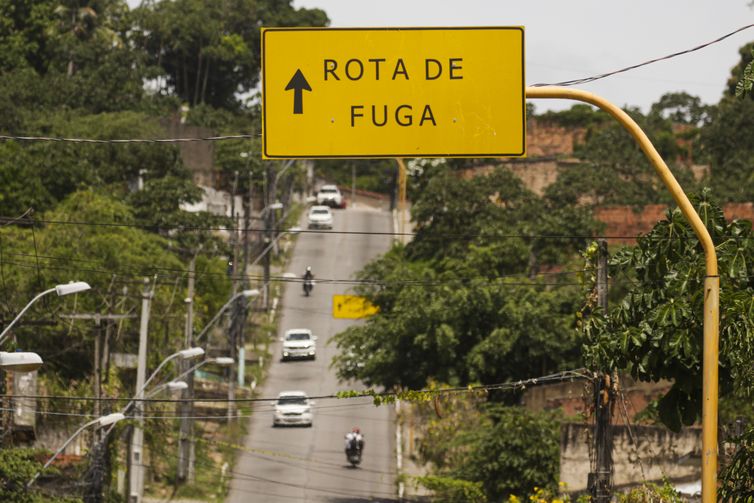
[303,279,313,296]
[345,445,362,467]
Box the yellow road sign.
[332,295,379,319]
[261,27,525,159]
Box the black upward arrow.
[285,69,312,114]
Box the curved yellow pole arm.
[525,86,719,503]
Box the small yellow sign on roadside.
[261,27,525,159]
[332,295,379,319]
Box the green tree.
[699,97,754,202]
[726,42,754,99]
[0,190,231,381]
[0,448,80,503]
[134,0,328,109]
[582,190,754,432]
[332,167,593,391]
[418,399,560,501]
[0,111,186,217]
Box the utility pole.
[238,172,254,389]
[129,279,152,503]
[589,240,614,503]
[177,256,196,483]
[226,172,241,421]
[263,163,274,311]
[228,211,242,422]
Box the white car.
[280,328,317,361]
[316,184,344,208]
[272,391,314,427]
[307,205,333,229]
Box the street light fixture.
[145,380,189,399]
[54,281,92,297]
[177,347,205,360]
[0,281,91,346]
[0,351,43,372]
[28,412,125,487]
[212,357,235,366]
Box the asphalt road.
[227,204,397,503]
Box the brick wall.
[595,203,754,244]
[526,118,586,158]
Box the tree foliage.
[133,0,328,109]
[582,190,754,432]
[0,190,231,382]
[417,398,560,501]
[332,167,595,391]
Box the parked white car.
[280,328,317,361]
[307,205,333,229]
[272,391,314,427]
[316,184,344,208]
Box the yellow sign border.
[261,26,526,159]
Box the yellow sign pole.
[526,86,720,503]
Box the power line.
[0,134,256,144]
[1,369,589,405]
[532,23,754,87]
[0,257,589,288]
[4,214,731,241]
[6,215,748,245]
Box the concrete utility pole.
[589,240,614,503]
[263,163,275,311]
[228,211,242,421]
[129,279,153,503]
[177,256,196,483]
[238,173,254,388]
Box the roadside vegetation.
[332,51,754,502]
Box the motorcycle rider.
[303,266,314,295]
[344,426,364,457]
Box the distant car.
[281,328,317,361]
[316,184,344,208]
[273,391,314,427]
[307,205,333,229]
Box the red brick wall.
[595,203,754,244]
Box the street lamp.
[138,347,205,397]
[174,355,234,484]
[0,351,43,372]
[145,379,188,398]
[0,281,91,345]
[28,412,125,487]
[130,346,205,503]
[172,356,235,383]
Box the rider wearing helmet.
[345,426,364,454]
[303,266,314,281]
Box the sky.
[292,0,754,113]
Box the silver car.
[280,329,317,361]
[272,391,314,427]
[307,205,333,229]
